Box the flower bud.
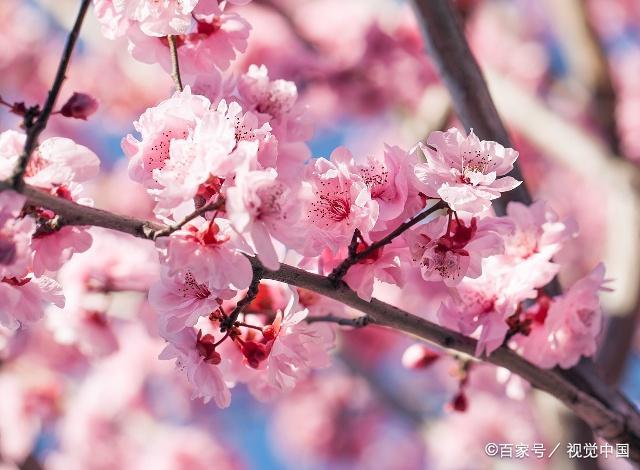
[60,92,98,120]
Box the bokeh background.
[2,0,640,469]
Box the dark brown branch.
[167,35,184,92]
[14,184,164,238]
[412,0,532,214]
[9,0,91,190]
[329,200,448,282]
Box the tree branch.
[306,314,370,328]
[9,0,91,190]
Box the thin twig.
[329,199,447,282]
[150,198,225,240]
[220,266,263,332]
[9,0,91,190]
[167,35,184,92]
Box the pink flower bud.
[59,92,98,120]
[401,344,440,369]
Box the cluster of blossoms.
[0,131,100,331]
[93,0,252,87]
[0,0,610,412]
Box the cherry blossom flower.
[0,131,100,275]
[302,147,379,255]
[31,226,93,276]
[354,145,414,228]
[241,292,335,400]
[237,65,313,181]
[128,12,251,77]
[93,0,199,38]
[226,166,303,269]
[238,64,298,123]
[514,264,607,369]
[122,87,211,189]
[438,258,538,356]
[0,276,64,331]
[404,214,513,286]
[414,128,521,214]
[149,268,223,335]
[149,102,240,217]
[0,191,34,279]
[501,199,577,265]
[0,131,99,189]
[155,218,253,294]
[159,327,231,408]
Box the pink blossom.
[502,200,577,262]
[122,87,211,189]
[236,65,313,181]
[155,218,253,294]
[515,264,607,369]
[128,13,251,76]
[0,276,64,331]
[0,191,34,279]
[415,128,521,214]
[26,137,100,189]
[302,147,379,255]
[238,64,298,123]
[149,268,223,335]
[31,226,93,276]
[93,0,198,38]
[0,131,99,274]
[354,145,413,227]
[226,166,303,269]
[46,307,119,359]
[404,214,512,286]
[0,131,99,189]
[159,327,231,407]
[244,292,335,400]
[93,0,131,39]
[150,102,239,216]
[438,258,538,356]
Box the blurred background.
[1,0,640,468]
